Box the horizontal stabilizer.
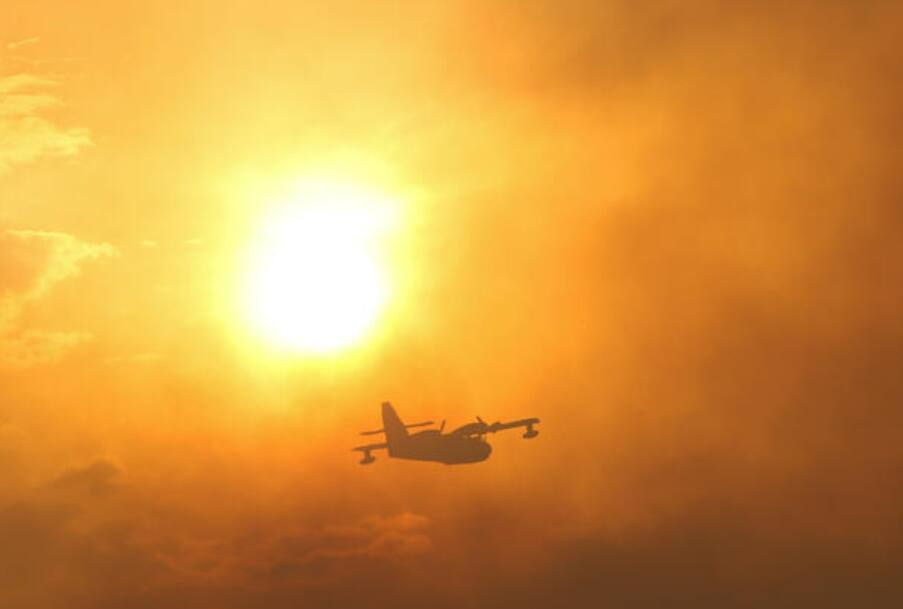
[352,442,388,452]
[360,421,434,436]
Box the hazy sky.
[2,2,902,608]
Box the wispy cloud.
[0,73,91,173]
[9,56,84,68]
[6,37,40,51]
[0,73,55,94]
[0,230,117,313]
[104,352,162,365]
[0,330,93,369]
[0,230,117,367]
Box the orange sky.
[2,2,902,608]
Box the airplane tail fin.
[381,401,407,451]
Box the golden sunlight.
[241,179,398,353]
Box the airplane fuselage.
[389,430,492,464]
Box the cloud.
[0,74,57,95]
[0,456,433,609]
[6,37,41,51]
[9,57,84,68]
[50,458,122,497]
[0,230,117,367]
[104,352,163,365]
[0,73,91,173]
[314,512,433,560]
[0,230,117,321]
[155,511,433,588]
[0,330,93,369]
[0,459,169,609]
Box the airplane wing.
[488,417,540,438]
[488,417,539,432]
[452,417,541,439]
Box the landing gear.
[523,423,538,439]
[359,451,376,465]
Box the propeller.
[476,416,489,439]
[439,420,446,432]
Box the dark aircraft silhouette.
[352,402,540,465]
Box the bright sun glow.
[242,179,398,353]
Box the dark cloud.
[0,463,435,609]
[0,461,164,609]
[51,458,122,496]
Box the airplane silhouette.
[353,402,539,465]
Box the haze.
[2,2,902,608]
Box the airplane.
[352,402,540,465]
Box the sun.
[241,179,398,353]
